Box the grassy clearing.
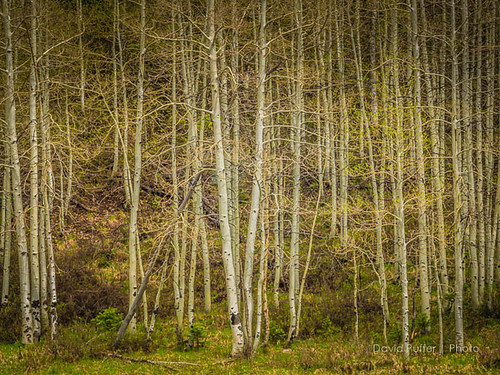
[1,317,499,374]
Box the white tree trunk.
[28,0,41,341]
[1,163,12,307]
[208,0,244,357]
[451,0,465,348]
[242,0,266,352]
[127,0,146,333]
[409,0,430,331]
[2,0,34,344]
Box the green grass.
[1,319,499,374]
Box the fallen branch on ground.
[104,353,204,371]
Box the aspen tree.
[461,0,476,313]
[2,0,34,344]
[127,0,146,333]
[77,0,84,110]
[271,83,283,308]
[147,257,168,338]
[198,73,212,313]
[170,10,183,343]
[369,4,389,341]
[111,0,120,178]
[39,201,48,332]
[409,0,430,331]
[243,0,266,352]
[287,0,304,345]
[178,6,200,338]
[38,7,56,337]
[207,0,244,357]
[28,0,41,341]
[42,171,57,339]
[451,0,465,348]
[484,1,495,296]
[327,1,338,239]
[230,0,241,304]
[296,183,322,337]
[252,203,267,355]
[487,1,498,305]
[390,1,409,359]
[117,0,132,206]
[430,219,444,355]
[64,91,73,220]
[1,158,12,307]
[473,0,484,308]
[418,0,448,298]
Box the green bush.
[269,323,286,343]
[189,322,207,348]
[318,316,341,337]
[416,314,430,335]
[91,307,123,331]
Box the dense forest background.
[0,0,499,372]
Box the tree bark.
[208,0,244,357]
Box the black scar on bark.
[32,300,40,308]
[230,312,241,325]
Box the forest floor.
[1,318,499,374]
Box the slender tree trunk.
[252,206,266,356]
[187,213,199,342]
[472,0,483,309]
[1,161,12,307]
[391,3,409,359]
[28,0,41,341]
[296,186,322,337]
[484,2,495,296]
[409,0,430,331]
[208,0,244,357]
[2,0,34,344]
[230,0,241,307]
[327,4,338,239]
[136,238,148,328]
[418,0,449,300]
[127,0,146,333]
[39,195,48,332]
[370,6,389,342]
[169,10,183,345]
[287,0,303,345]
[147,256,168,339]
[77,0,84,110]
[111,0,120,178]
[198,74,211,313]
[451,0,465,348]
[42,176,57,339]
[487,2,498,306]
[242,0,266,353]
[117,1,132,206]
[335,0,350,341]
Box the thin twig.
[105,353,181,371]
